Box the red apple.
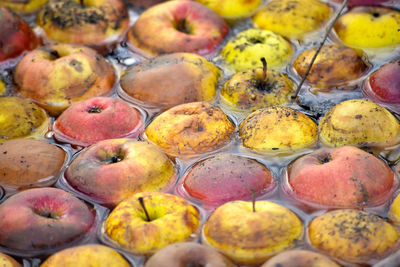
[64,139,177,207]
[53,97,144,147]
[176,153,275,209]
[0,187,96,253]
[286,146,397,208]
[127,0,229,57]
[0,7,39,62]
[362,59,400,113]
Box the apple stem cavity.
[175,18,190,34]
[138,197,151,222]
[251,189,256,213]
[291,0,349,101]
[88,106,102,113]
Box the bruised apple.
[119,53,220,110]
[65,139,177,207]
[14,44,115,116]
[287,146,396,208]
[145,102,235,157]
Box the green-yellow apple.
[253,0,332,40]
[14,44,115,116]
[145,102,235,157]
[119,53,221,110]
[65,139,177,207]
[220,28,293,72]
[202,200,303,265]
[103,192,200,256]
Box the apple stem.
[80,0,84,6]
[261,57,267,90]
[251,189,256,213]
[138,197,151,222]
[291,0,349,101]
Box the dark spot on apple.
[70,59,83,72]
[197,126,203,132]
[88,106,102,113]
[248,37,265,45]
[355,114,362,119]
[372,12,380,18]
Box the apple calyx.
[35,210,59,219]
[88,106,102,113]
[318,153,332,164]
[175,18,191,34]
[138,197,151,222]
[49,49,61,60]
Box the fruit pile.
[0,0,399,266]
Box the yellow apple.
[239,107,318,154]
[104,192,200,256]
[202,200,303,265]
[334,7,400,49]
[195,0,262,19]
[0,80,5,96]
[0,252,21,267]
[253,0,331,40]
[389,193,400,225]
[319,99,400,148]
[220,29,293,72]
[0,0,47,13]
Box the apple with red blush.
[176,153,276,209]
[0,7,39,62]
[286,146,397,209]
[362,59,400,114]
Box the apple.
[36,0,129,50]
[103,192,200,256]
[239,106,318,154]
[176,153,275,209]
[253,0,332,40]
[145,242,234,267]
[0,0,47,13]
[0,187,96,253]
[0,97,50,142]
[319,99,400,148]
[286,146,396,208]
[261,250,340,267]
[362,59,400,114]
[145,102,235,157]
[220,28,293,72]
[331,0,393,7]
[53,97,144,147]
[64,139,177,207]
[220,57,295,114]
[128,0,167,8]
[0,139,67,193]
[334,6,400,48]
[14,44,116,116]
[202,200,303,265]
[0,7,39,62]
[0,79,5,96]
[40,244,131,267]
[195,0,262,20]
[119,53,221,110]
[309,209,399,264]
[293,44,368,91]
[0,252,21,267]
[126,0,229,57]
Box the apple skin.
[334,6,400,48]
[362,60,400,114]
[319,99,400,148]
[145,242,234,267]
[253,0,331,40]
[145,102,235,157]
[0,7,39,61]
[239,107,318,154]
[0,0,47,13]
[0,97,50,142]
[128,0,167,8]
[40,244,130,267]
[119,53,220,110]
[293,44,368,91]
[36,0,129,48]
[309,209,399,264]
[220,68,295,113]
[261,250,340,267]
[287,146,396,208]
[104,192,200,256]
[0,252,21,267]
[195,0,262,19]
[176,153,275,209]
[53,97,144,147]
[220,29,293,72]
[0,187,96,252]
[0,139,67,192]
[65,139,177,208]
[14,44,116,116]
[127,0,229,57]
[202,200,303,265]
